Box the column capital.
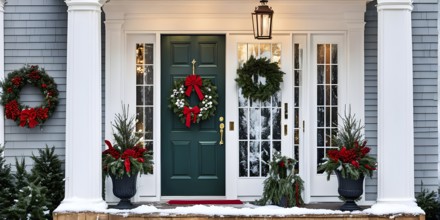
[377,0,413,11]
[65,0,106,10]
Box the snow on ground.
[363,203,425,216]
[56,202,425,217]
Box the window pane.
[317,44,324,64]
[239,141,248,177]
[331,44,338,64]
[145,44,154,64]
[146,65,154,85]
[249,141,260,177]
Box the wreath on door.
[0,65,59,128]
[236,56,285,102]
[168,74,218,128]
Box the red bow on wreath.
[185,75,204,101]
[183,106,200,128]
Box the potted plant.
[257,152,304,207]
[102,105,153,209]
[319,111,377,211]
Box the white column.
[376,0,416,205]
[56,0,107,212]
[0,0,5,147]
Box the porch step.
[54,212,425,220]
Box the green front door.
[161,35,226,196]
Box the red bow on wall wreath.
[0,65,59,128]
[169,74,218,128]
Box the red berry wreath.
[1,65,59,128]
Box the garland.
[236,56,285,102]
[0,65,59,128]
[169,75,218,128]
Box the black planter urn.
[110,173,137,209]
[335,170,364,211]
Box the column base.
[364,200,424,216]
[54,198,108,213]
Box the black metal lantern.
[252,0,274,39]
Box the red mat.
[167,200,243,205]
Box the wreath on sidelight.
[0,65,59,128]
[168,74,218,128]
[236,56,285,102]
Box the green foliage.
[7,158,50,220]
[318,110,377,180]
[103,104,154,178]
[257,152,304,207]
[0,146,15,219]
[236,56,285,102]
[168,77,219,125]
[30,146,65,218]
[112,105,140,152]
[416,184,440,220]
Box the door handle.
[219,123,225,145]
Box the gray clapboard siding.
[412,0,439,193]
[364,1,378,201]
[3,0,67,169]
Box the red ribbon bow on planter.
[183,106,200,128]
[185,75,204,100]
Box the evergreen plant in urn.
[257,152,304,207]
[102,105,153,209]
[319,110,377,211]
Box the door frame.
[160,34,227,197]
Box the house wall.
[412,0,439,193]
[3,0,67,167]
[364,0,439,200]
[364,1,378,201]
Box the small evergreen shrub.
[0,146,15,219]
[416,186,440,220]
[30,146,65,217]
[0,145,64,220]
[6,158,50,220]
[257,152,304,207]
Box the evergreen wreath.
[0,65,59,128]
[168,75,218,128]
[236,56,285,102]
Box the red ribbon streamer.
[185,75,204,101]
[183,106,200,128]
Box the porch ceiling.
[103,0,369,31]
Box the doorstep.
[53,203,425,220]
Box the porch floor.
[53,202,425,220]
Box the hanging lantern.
[252,0,274,40]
